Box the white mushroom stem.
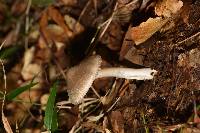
[96,68,157,80]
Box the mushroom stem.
[96,68,157,80]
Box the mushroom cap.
[67,55,102,104]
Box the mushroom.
[66,55,157,104]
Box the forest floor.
[0,0,200,132]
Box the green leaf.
[0,46,20,59]
[51,109,58,131]
[6,82,38,100]
[44,82,58,132]
[32,0,54,6]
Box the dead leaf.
[180,3,191,25]
[23,47,35,68]
[29,30,40,41]
[21,47,42,88]
[105,129,112,133]
[131,17,168,45]
[189,48,200,68]
[155,0,183,17]
[48,6,73,38]
[3,22,21,47]
[39,6,74,46]
[110,111,125,133]
[119,26,133,60]
[124,46,145,65]
[40,94,49,110]
[60,0,77,6]
[160,19,175,32]
[177,48,200,68]
[0,3,6,23]
[11,0,27,16]
[39,11,52,45]
[18,89,42,108]
[101,22,124,50]
[46,24,67,42]
[64,15,84,35]
[182,127,200,133]
[2,112,13,133]
[21,63,42,80]
[177,53,187,67]
[36,36,51,62]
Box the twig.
[175,32,200,47]
[77,0,91,23]
[0,59,13,133]
[0,39,13,132]
[85,2,118,55]
[25,0,32,50]
[99,2,118,39]
[90,86,101,98]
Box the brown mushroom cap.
[66,55,102,104]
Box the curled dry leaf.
[155,0,183,17]
[131,17,168,45]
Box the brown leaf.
[39,10,52,45]
[48,6,73,38]
[46,24,67,42]
[124,46,145,65]
[2,112,13,133]
[11,0,27,16]
[4,30,18,47]
[180,3,191,25]
[60,0,77,6]
[155,0,183,17]
[131,17,168,45]
[119,26,133,60]
[110,111,125,133]
[64,15,84,36]
[39,6,76,46]
[177,48,200,68]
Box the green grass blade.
[51,109,58,132]
[6,82,38,100]
[44,82,58,132]
[0,46,20,59]
[32,0,54,6]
